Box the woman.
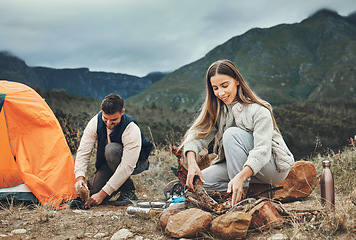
[181,59,294,206]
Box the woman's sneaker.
[112,190,138,206]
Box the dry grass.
[0,144,355,239]
[132,145,178,201]
[280,143,356,240]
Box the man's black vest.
[96,111,153,170]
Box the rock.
[267,233,288,240]
[78,184,89,201]
[94,232,107,238]
[11,229,27,234]
[274,161,317,202]
[166,202,187,211]
[351,189,356,205]
[248,201,284,230]
[110,229,133,240]
[294,232,309,240]
[159,209,181,229]
[73,209,86,214]
[210,211,251,240]
[165,208,212,238]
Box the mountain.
[0,51,168,99]
[128,9,356,111]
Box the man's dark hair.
[101,93,124,114]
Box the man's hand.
[84,190,108,208]
[74,176,89,199]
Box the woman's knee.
[223,127,253,151]
[202,166,230,193]
[253,167,290,185]
[271,169,290,184]
[223,127,237,143]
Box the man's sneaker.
[68,197,87,209]
[112,190,138,206]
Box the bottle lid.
[322,160,330,167]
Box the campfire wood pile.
[160,155,319,239]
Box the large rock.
[159,209,181,229]
[274,161,317,202]
[210,211,251,240]
[165,208,212,238]
[248,201,284,230]
[159,201,187,228]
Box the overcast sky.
[1,0,355,77]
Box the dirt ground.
[0,202,165,240]
[0,194,355,240]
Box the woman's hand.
[185,151,205,190]
[227,175,246,206]
[227,166,253,206]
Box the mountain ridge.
[1,9,355,107]
[128,9,356,111]
[0,51,168,99]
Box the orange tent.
[0,80,76,207]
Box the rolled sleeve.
[183,128,216,158]
[74,115,98,179]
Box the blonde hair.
[181,59,279,147]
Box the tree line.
[38,89,356,160]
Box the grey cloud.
[0,0,355,76]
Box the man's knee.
[105,143,123,171]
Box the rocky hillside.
[128,9,356,111]
[0,52,167,99]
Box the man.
[73,93,152,208]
